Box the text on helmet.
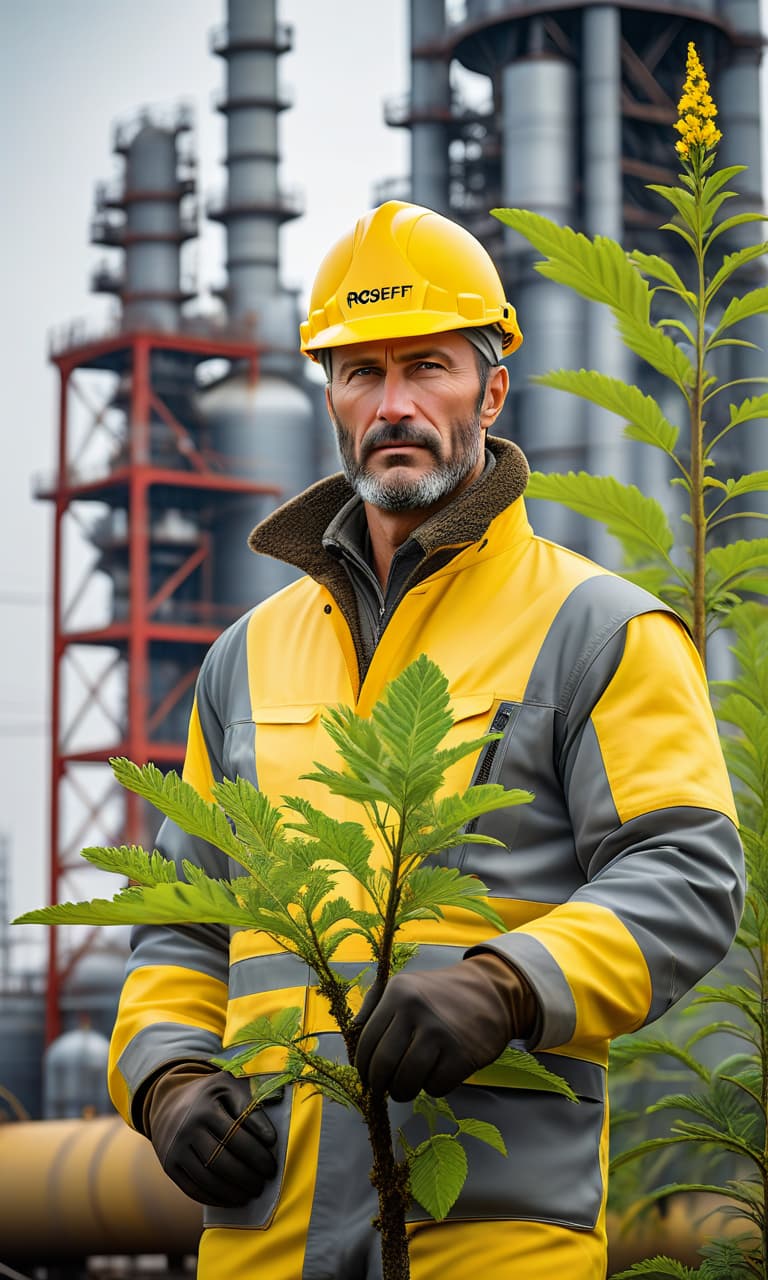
[346,284,414,307]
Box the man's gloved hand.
[141,1061,278,1207]
[354,952,538,1102]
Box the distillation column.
[500,31,586,547]
[205,0,316,606]
[410,0,452,213]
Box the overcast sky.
[0,0,409,967]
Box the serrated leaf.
[532,369,679,455]
[211,777,284,857]
[706,539,768,599]
[707,211,768,247]
[110,759,246,863]
[710,472,768,508]
[228,1006,305,1051]
[525,471,675,562]
[371,653,453,785]
[14,877,248,927]
[408,1133,468,1220]
[630,251,694,300]
[709,287,768,343]
[491,210,650,318]
[610,1256,698,1279]
[614,312,695,388]
[456,1117,507,1156]
[281,797,374,887]
[396,864,505,931]
[471,1047,578,1099]
[726,394,768,431]
[79,844,178,884]
[706,241,768,302]
[646,183,698,228]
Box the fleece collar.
[248,434,529,666]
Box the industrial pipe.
[0,1116,201,1264]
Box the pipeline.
[0,1116,200,1264]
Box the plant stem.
[364,1087,412,1280]
[691,150,708,664]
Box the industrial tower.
[384,0,767,556]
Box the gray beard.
[333,418,483,513]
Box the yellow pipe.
[0,1116,201,1262]
[0,1117,744,1267]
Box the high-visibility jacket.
[108,438,744,1280]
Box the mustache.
[360,422,442,463]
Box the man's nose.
[376,368,414,423]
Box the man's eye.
[417,361,442,371]
[350,366,378,378]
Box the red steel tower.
[37,106,280,1043]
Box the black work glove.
[141,1061,278,1207]
[354,953,538,1102]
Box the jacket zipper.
[465,704,513,835]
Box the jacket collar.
[248,435,530,664]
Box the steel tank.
[501,51,586,548]
[201,370,317,606]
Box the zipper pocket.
[465,704,515,835]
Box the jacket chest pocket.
[224,704,326,802]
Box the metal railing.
[112,101,195,153]
[205,183,303,221]
[384,89,493,127]
[211,82,293,113]
[209,20,293,54]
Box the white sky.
[0,0,408,967]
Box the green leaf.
[211,777,285,858]
[396,864,505,931]
[456,1117,508,1156]
[726,394,768,431]
[408,1133,468,1220]
[610,1258,698,1279]
[525,472,675,562]
[706,539,768,600]
[371,653,453,784]
[471,1047,578,1099]
[614,312,695,389]
[646,183,698,228]
[532,369,679,456]
[630,251,694,301]
[706,241,768,301]
[707,211,768,247]
[14,877,248,928]
[228,1006,305,1051]
[110,759,246,864]
[709,472,768,509]
[79,844,178,884]
[490,210,650,319]
[709,287,768,344]
[281,797,375,888]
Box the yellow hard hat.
[300,200,522,361]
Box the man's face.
[325,332,491,513]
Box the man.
[108,201,744,1279]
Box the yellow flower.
[675,42,721,158]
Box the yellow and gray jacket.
[108,436,744,1254]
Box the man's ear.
[481,364,510,430]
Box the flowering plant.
[494,41,768,1279]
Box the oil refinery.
[1,0,765,1275]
